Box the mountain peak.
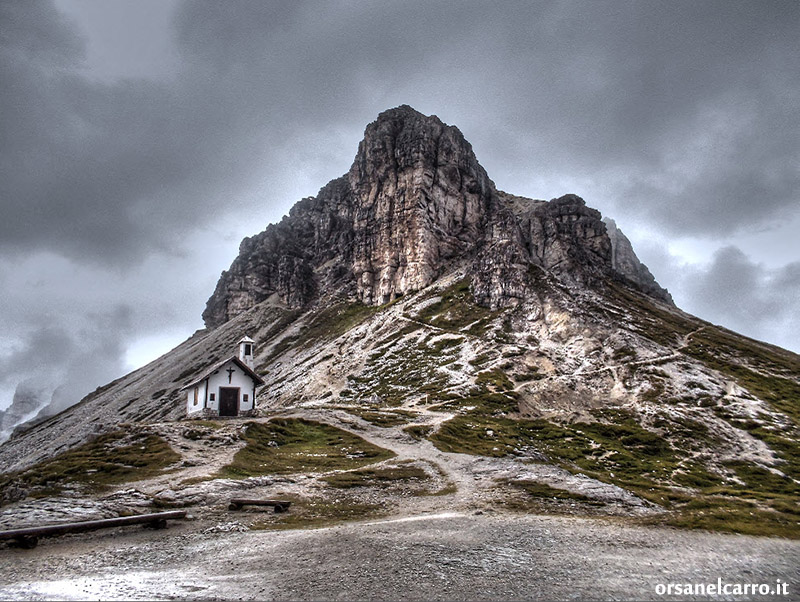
[373,103,430,122]
[202,108,671,329]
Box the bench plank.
[229,498,291,512]
[0,510,187,547]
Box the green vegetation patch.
[612,346,637,361]
[476,369,514,392]
[743,425,800,483]
[431,411,683,486]
[650,412,721,452]
[403,424,434,440]
[415,278,498,335]
[259,309,303,344]
[644,492,800,539]
[321,465,430,489]
[723,460,799,497]
[684,341,800,425]
[606,281,800,426]
[432,396,800,537]
[469,352,494,367]
[298,303,380,346]
[264,333,301,362]
[500,480,604,511]
[512,365,545,382]
[0,430,179,501]
[688,324,800,376]
[347,331,463,406]
[436,384,519,414]
[432,415,537,458]
[261,304,379,362]
[217,418,394,478]
[603,281,699,347]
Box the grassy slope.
[11,280,791,536]
[413,280,800,537]
[0,430,179,502]
[217,418,394,478]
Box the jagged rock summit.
[203,105,671,329]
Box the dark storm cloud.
[1,0,798,419]
[636,243,799,351]
[172,0,800,235]
[1,1,311,263]
[3,0,797,263]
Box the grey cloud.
[0,1,83,64]
[685,248,800,340]
[3,1,798,264]
[1,2,306,264]
[0,306,132,420]
[1,0,798,418]
[639,244,799,352]
[0,248,216,412]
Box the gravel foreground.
[1,512,798,601]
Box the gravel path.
[0,512,797,601]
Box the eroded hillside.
[2,263,798,537]
[1,106,797,539]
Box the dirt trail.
[75,390,654,520]
[120,423,247,494]
[265,404,651,515]
[275,406,482,507]
[557,326,707,385]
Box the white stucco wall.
[207,361,257,413]
[186,380,207,415]
[185,359,258,416]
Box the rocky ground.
[0,512,798,601]
[0,405,658,531]
[1,407,799,600]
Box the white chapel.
[182,336,264,417]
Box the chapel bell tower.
[238,335,255,369]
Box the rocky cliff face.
[604,218,673,304]
[204,106,671,328]
[203,106,495,327]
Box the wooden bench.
[0,510,187,549]
[228,498,291,513]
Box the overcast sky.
[1,0,798,411]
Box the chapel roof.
[180,355,265,390]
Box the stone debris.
[0,488,160,530]
[202,521,249,534]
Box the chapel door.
[219,387,239,417]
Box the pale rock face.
[603,218,673,304]
[346,105,493,305]
[474,192,615,311]
[203,105,672,329]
